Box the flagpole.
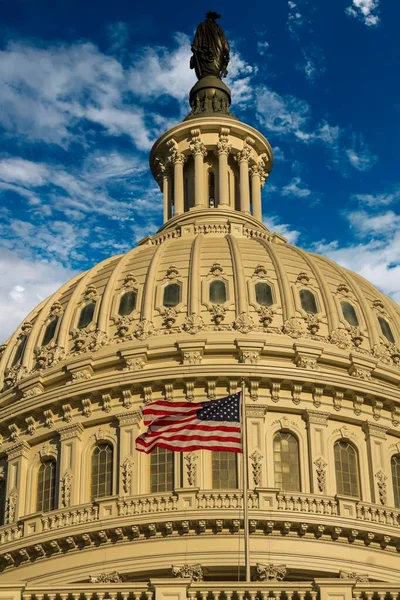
[241,378,250,582]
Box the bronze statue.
[190,11,230,80]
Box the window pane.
[78,302,96,329]
[299,289,318,314]
[209,171,215,205]
[91,443,113,500]
[118,290,137,316]
[378,316,395,344]
[0,477,6,526]
[341,301,359,327]
[150,447,174,492]
[212,451,238,489]
[255,282,273,306]
[163,284,181,308]
[42,317,58,346]
[209,280,227,305]
[391,455,400,508]
[334,441,360,497]
[273,432,300,491]
[12,336,28,367]
[37,460,56,513]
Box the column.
[160,165,170,223]
[173,155,185,215]
[362,421,388,505]
[302,410,330,494]
[117,411,142,496]
[58,423,84,507]
[190,130,207,208]
[236,146,252,213]
[5,441,30,522]
[216,128,231,208]
[250,164,262,221]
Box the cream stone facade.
[0,15,400,600]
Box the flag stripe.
[136,393,242,454]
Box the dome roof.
[1,207,399,392]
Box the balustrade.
[276,492,338,515]
[196,492,259,510]
[41,504,99,531]
[117,494,178,516]
[355,502,400,527]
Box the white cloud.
[282,177,312,198]
[257,41,270,56]
[0,249,77,343]
[345,134,377,171]
[263,214,301,245]
[353,187,400,207]
[346,0,380,27]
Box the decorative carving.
[133,319,154,341]
[216,129,231,156]
[112,315,133,337]
[183,313,204,334]
[210,304,226,325]
[165,383,174,402]
[87,329,108,352]
[5,488,18,524]
[189,134,207,158]
[349,326,364,347]
[183,351,203,365]
[236,145,253,164]
[185,380,195,402]
[291,383,302,405]
[249,379,260,402]
[352,394,364,416]
[43,409,55,428]
[258,306,274,328]
[255,563,287,582]
[71,368,92,383]
[25,416,37,436]
[375,470,387,505]
[62,404,73,423]
[305,314,320,335]
[373,343,392,364]
[271,382,280,403]
[314,457,327,492]
[295,355,317,369]
[34,343,65,370]
[168,142,187,166]
[172,564,203,582]
[390,403,400,427]
[250,450,263,486]
[122,272,137,288]
[207,380,217,400]
[234,312,254,334]
[81,397,92,418]
[184,452,198,486]
[336,283,350,296]
[89,572,122,583]
[282,317,305,339]
[9,423,20,442]
[0,344,7,359]
[372,398,383,421]
[240,350,260,365]
[117,411,141,427]
[329,328,352,349]
[121,457,133,494]
[122,389,133,409]
[349,365,371,380]
[102,393,112,413]
[143,385,153,404]
[3,364,27,388]
[82,284,98,302]
[124,356,147,371]
[296,271,310,285]
[162,307,178,328]
[60,469,73,508]
[333,390,343,412]
[254,264,268,278]
[339,571,369,582]
[209,262,224,276]
[23,384,44,399]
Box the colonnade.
[158,130,268,222]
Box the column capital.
[362,420,387,439]
[216,129,232,156]
[117,410,142,427]
[6,440,30,460]
[189,139,207,157]
[57,422,84,441]
[236,146,253,164]
[302,410,330,426]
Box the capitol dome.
[0,12,400,600]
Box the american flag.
[136,393,242,454]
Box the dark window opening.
[255,282,273,306]
[163,283,181,307]
[91,443,113,500]
[341,301,359,327]
[378,316,395,344]
[118,290,137,316]
[77,302,96,329]
[42,317,58,346]
[300,289,318,314]
[209,280,227,304]
[37,460,57,513]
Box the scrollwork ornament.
[282,317,305,339]
[329,328,352,349]
[61,469,73,508]
[250,450,263,486]
[389,344,400,365]
[121,457,133,494]
[349,326,364,347]
[305,313,320,335]
[184,452,198,486]
[162,307,178,328]
[183,313,204,334]
[172,564,203,582]
[296,271,310,284]
[89,571,122,583]
[210,304,226,325]
[255,563,287,582]
[4,364,27,389]
[258,306,274,328]
[134,319,154,341]
[0,344,7,359]
[34,342,65,370]
[314,457,327,492]
[111,315,133,337]
[87,329,108,352]
[234,312,254,334]
[373,343,392,364]
[122,272,137,288]
[375,470,387,505]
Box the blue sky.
[0,0,399,341]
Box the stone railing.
[20,583,152,600]
[355,501,400,527]
[41,503,99,531]
[276,492,338,515]
[117,494,178,516]
[353,585,400,600]
[188,582,318,600]
[196,492,259,510]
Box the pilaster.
[302,410,330,494]
[57,422,84,507]
[5,441,30,522]
[362,421,388,505]
[117,411,142,496]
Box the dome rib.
[311,253,380,347]
[255,238,295,320]
[188,234,203,315]
[226,234,248,315]
[140,242,169,321]
[288,245,339,331]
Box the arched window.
[378,316,395,344]
[37,459,57,513]
[209,280,227,304]
[41,317,59,346]
[163,283,181,308]
[78,302,96,329]
[255,282,273,306]
[12,335,28,367]
[208,171,215,206]
[341,301,359,327]
[273,431,300,491]
[150,447,174,493]
[391,455,400,508]
[118,290,137,316]
[299,289,318,314]
[334,440,360,497]
[91,443,113,500]
[212,451,238,489]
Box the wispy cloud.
[263,214,301,245]
[282,177,312,199]
[346,0,380,27]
